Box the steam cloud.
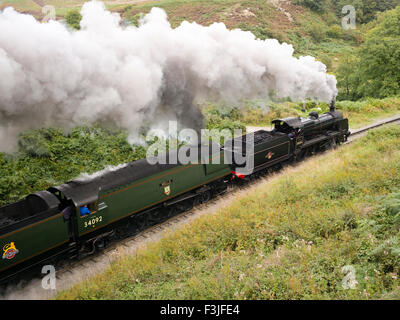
[0,1,337,152]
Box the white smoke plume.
[0,1,337,152]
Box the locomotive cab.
[48,183,99,220]
[272,118,304,139]
[272,120,294,134]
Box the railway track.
[345,114,400,143]
[2,114,400,300]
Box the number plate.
[83,215,103,228]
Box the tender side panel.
[253,136,291,169]
[227,135,292,172]
[0,200,31,223]
[78,161,230,236]
[204,150,231,176]
[0,213,69,273]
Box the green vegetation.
[65,10,82,30]
[337,6,400,100]
[0,127,146,207]
[0,118,244,207]
[332,0,398,23]
[295,0,398,23]
[294,0,329,13]
[204,96,400,129]
[58,124,400,299]
[336,97,400,128]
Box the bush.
[236,22,275,40]
[65,10,82,30]
[318,53,333,71]
[294,0,329,13]
[351,7,400,98]
[0,126,146,206]
[307,22,326,42]
[341,29,363,44]
[327,25,342,38]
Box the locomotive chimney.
[329,99,336,112]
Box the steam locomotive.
[0,102,349,284]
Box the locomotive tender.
[0,103,349,283]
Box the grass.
[337,97,400,129]
[57,123,400,300]
[204,96,400,129]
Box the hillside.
[1,0,399,301]
[58,124,400,299]
[119,0,362,72]
[0,0,365,72]
[0,1,399,207]
[2,0,397,97]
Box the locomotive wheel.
[328,138,337,150]
[148,210,163,225]
[193,195,201,207]
[134,214,147,231]
[304,147,312,158]
[166,206,178,218]
[178,199,194,211]
[295,149,306,162]
[321,138,336,152]
[200,190,211,203]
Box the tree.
[65,10,82,30]
[333,0,398,24]
[337,6,400,99]
[336,54,361,100]
[355,6,400,98]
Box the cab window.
[274,121,292,134]
[79,202,97,217]
[88,202,97,213]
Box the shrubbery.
[333,0,398,24]
[65,10,82,30]
[327,24,342,38]
[0,126,146,206]
[294,0,329,13]
[337,6,400,100]
[307,22,327,42]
